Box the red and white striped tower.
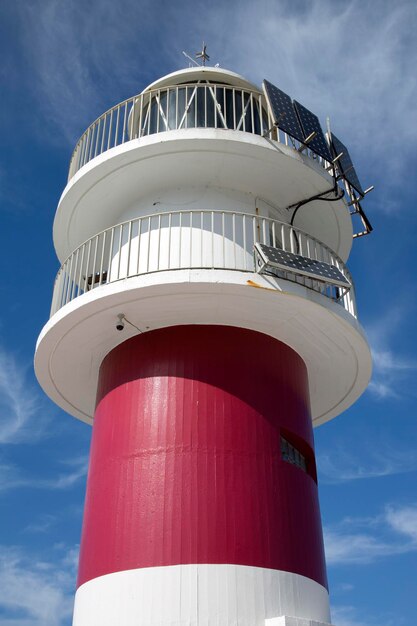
[35,64,371,626]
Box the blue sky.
[1,1,417,624]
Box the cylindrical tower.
[35,64,372,626]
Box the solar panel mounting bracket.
[298,131,317,153]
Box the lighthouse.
[35,56,372,626]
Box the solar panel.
[330,133,364,197]
[255,243,350,288]
[293,100,333,162]
[263,80,305,143]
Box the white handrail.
[67,82,328,180]
[50,210,356,318]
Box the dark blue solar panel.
[263,80,304,143]
[330,133,364,197]
[256,243,350,288]
[293,100,332,162]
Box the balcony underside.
[35,269,371,427]
[54,130,353,264]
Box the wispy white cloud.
[0,456,88,494]
[365,305,417,399]
[318,444,417,484]
[331,605,396,626]
[17,0,162,143]
[385,504,417,543]
[0,544,76,626]
[15,0,417,195]
[0,347,50,444]
[24,514,57,534]
[324,502,417,565]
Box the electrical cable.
[123,316,143,333]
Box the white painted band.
[73,564,331,626]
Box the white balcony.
[50,210,356,319]
[37,206,370,426]
[68,82,330,181]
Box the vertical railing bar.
[91,235,99,290]
[233,212,237,268]
[82,131,88,167]
[83,240,92,294]
[243,214,248,270]
[70,253,78,303]
[156,89,160,133]
[189,211,192,266]
[222,212,225,267]
[299,233,304,256]
[179,212,182,267]
[62,263,69,308]
[129,98,135,141]
[116,224,123,280]
[107,110,113,150]
[100,114,107,154]
[157,214,161,270]
[146,216,151,272]
[175,87,179,129]
[56,267,64,312]
[262,217,267,244]
[94,118,101,157]
[242,91,246,132]
[233,88,236,129]
[167,213,172,270]
[166,88,170,130]
[147,92,151,135]
[83,128,91,165]
[87,125,94,162]
[99,230,107,286]
[70,249,79,301]
[211,211,214,268]
[281,224,285,251]
[136,95,142,139]
[259,94,264,136]
[250,92,255,133]
[204,85,207,128]
[114,104,120,147]
[122,101,128,143]
[126,221,133,277]
[83,130,90,167]
[108,228,114,283]
[136,219,142,274]
[64,253,74,305]
[76,244,85,298]
[200,211,203,267]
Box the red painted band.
[77,325,327,589]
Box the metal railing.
[50,210,356,318]
[68,82,328,180]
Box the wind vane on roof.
[196,43,210,66]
